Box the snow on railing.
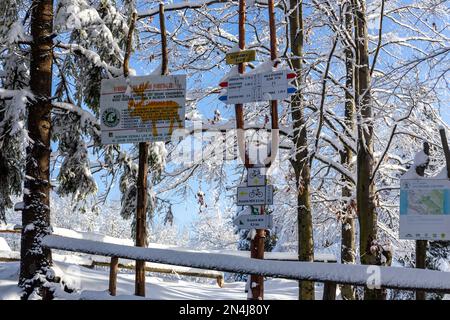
[0,224,336,262]
[42,235,450,293]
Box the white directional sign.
[100,75,186,144]
[219,69,296,104]
[247,167,266,187]
[237,185,274,206]
[400,178,450,240]
[233,214,273,230]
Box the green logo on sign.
[102,108,120,127]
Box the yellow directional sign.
[226,50,256,65]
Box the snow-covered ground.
[0,261,330,300]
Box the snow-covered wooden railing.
[42,235,450,297]
[0,250,225,287]
[0,226,224,288]
[0,225,337,262]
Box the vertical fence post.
[323,282,337,300]
[109,256,119,296]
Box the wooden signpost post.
[220,0,293,300]
[101,5,176,297]
[399,129,450,300]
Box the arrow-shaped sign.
[233,214,273,230]
[219,87,296,103]
[219,70,296,88]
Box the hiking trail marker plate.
[233,214,273,230]
[226,49,256,65]
[237,185,273,206]
[100,75,186,144]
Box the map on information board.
[399,178,450,240]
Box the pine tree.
[0,0,29,222]
[19,0,54,299]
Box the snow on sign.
[100,75,186,144]
[237,186,273,206]
[400,178,450,240]
[219,69,296,104]
[233,214,273,230]
[226,49,256,65]
[247,167,266,187]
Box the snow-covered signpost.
[99,5,181,297]
[219,0,293,300]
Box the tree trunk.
[340,0,356,300]
[352,0,383,300]
[20,0,54,299]
[288,0,315,300]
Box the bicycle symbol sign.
[247,167,266,187]
[237,186,273,205]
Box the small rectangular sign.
[233,214,273,230]
[225,70,292,104]
[100,75,186,144]
[237,185,274,206]
[399,178,450,240]
[247,167,266,187]
[226,50,256,65]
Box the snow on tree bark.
[288,0,314,300]
[340,0,356,301]
[352,0,384,300]
[19,0,54,299]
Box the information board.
[100,75,186,144]
[399,178,450,240]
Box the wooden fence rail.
[0,250,225,288]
